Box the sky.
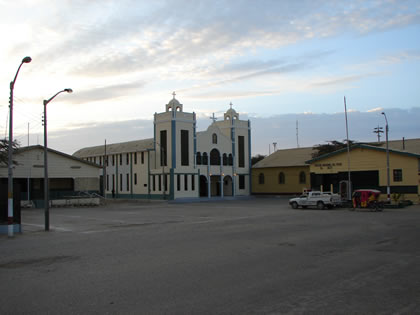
[1,0,419,156]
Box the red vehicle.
[352,189,383,211]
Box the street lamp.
[43,88,73,231]
[381,112,390,203]
[8,56,32,237]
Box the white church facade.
[73,95,252,200]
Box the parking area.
[1,197,420,314]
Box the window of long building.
[181,130,189,166]
[184,174,188,191]
[120,154,122,165]
[120,174,123,191]
[112,155,115,166]
[191,175,195,191]
[153,175,156,191]
[177,174,181,191]
[126,154,129,165]
[238,135,245,168]
[126,174,129,191]
[158,175,162,191]
[134,153,137,165]
[134,173,137,185]
[106,175,109,190]
[141,152,144,164]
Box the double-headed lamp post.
[8,56,32,237]
[381,112,390,203]
[43,88,73,231]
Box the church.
[73,94,252,200]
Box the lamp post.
[43,88,73,231]
[8,56,32,237]
[381,112,390,203]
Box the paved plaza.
[1,198,419,314]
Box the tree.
[311,140,354,158]
[0,139,20,165]
[251,154,266,165]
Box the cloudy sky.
[1,0,419,155]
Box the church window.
[239,175,245,189]
[202,152,208,165]
[279,172,285,184]
[160,130,167,167]
[228,154,233,166]
[222,153,227,166]
[299,171,306,184]
[196,152,201,165]
[238,136,245,168]
[258,173,265,185]
[210,149,221,165]
[212,133,217,144]
[181,130,189,166]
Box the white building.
[0,145,101,206]
[73,96,252,200]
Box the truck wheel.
[317,201,325,210]
[291,202,298,209]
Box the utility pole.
[373,125,383,143]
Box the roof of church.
[73,138,154,157]
[253,138,420,169]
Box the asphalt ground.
[1,197,419,314]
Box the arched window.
[212,133,217,144]
[299,171,306,184]
[222,153,227,166]
[196,152,201,165]
[210,149,221,165]
[258,173,265,185]
[202,152,208,165]
[279,172,285,184]
[228,154,233,166]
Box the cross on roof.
[172,91,176,99]
[210,113,218,123]
[229,102,233,109]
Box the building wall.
[309,147,419,203]
[252,166,310,195]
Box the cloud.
[21,0,420,79]
[67,80,146,104]
[44,106,420,156]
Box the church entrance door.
[223,175,233,196]
[210,175,221,197]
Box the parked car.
[289,191,342,209]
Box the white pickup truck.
[289,191,342,209]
